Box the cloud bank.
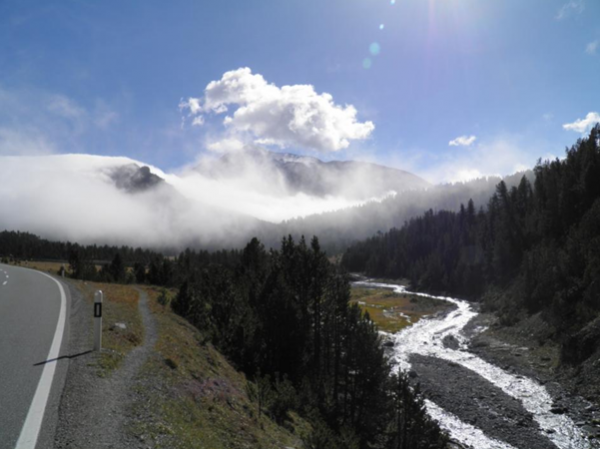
[406,137,539,184]
[180,68,374,153]
[563,112,600,134]
[0,154,398,248]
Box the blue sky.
[1,0,599,182]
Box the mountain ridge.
[194,147,431,199]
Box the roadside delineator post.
[94,290,103,351]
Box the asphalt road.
[0,264,70,449]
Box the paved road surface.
[0,264,70,449]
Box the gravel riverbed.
[465,312,600,448]
[364,278,600,449]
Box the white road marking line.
[15,271,67,449]
[2,281,6,286]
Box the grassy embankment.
[24,260,143,375]
[79,281,143,374]
[351,287,454,333]
[25,261,307,447]
[132,286,308,449]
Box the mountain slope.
[195,148,430,199]
[268,171,534,252]
[0,154,273,250]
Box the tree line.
[271,170,533,254]
[0,230,158,264]
[0,230,239,286]
[342,125,600,362]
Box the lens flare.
[391,0,396,4]
[369,42,381,56]
[380,24,385,30]
[362,58,372,69]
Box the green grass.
[351,288,454,333]
[132,286,307,449]
[22,261,144,376]
[21,260,65,274]
[77,282,144,376]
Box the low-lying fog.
[0,153,403,248]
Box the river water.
[353,280,591,449]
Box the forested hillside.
[274,171,532,253]
[343,126,600,354]
[172,236,448,448]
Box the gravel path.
[54,286,157,449]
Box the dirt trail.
[54,286,157,449]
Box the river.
[353,280,592,449]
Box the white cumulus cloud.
[563,112,600,134]
[206,137,245,154]
[449,135,477,147]
[180,68,374,153]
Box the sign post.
[94,290,103,351]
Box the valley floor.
[351,286,454,332]
[33,264,600,449]
[354,277,600,449]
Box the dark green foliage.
[342,125,600,356]
[343,206,486,299]
[173,236,447,449]
[273,171,534,254]
[0,232,158,266]
[0,230,239,286]
[245,371,274,422]
[108,253,126,282]
[267,374,298,424]
[133,262,146,283]
[68,248,98,280]
[387,374,448,449]
[157,289,170,307]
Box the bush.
[158,289,171,307]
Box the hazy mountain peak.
[108,164,165,194]
[196,148,430,200]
